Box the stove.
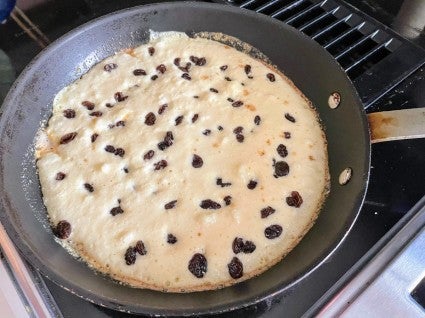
[0,0,424,317]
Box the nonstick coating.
[0,2,370,315]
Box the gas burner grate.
[216,0,425,107]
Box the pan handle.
[367,107,425,143]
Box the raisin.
[210,88,218,93]
[135,240,147,255]
[55,172,66,180]
[124,247,136,265]
[192,114,199,123]
[104,63,118,72]
[84,183,94,192]
[192,154,203,168]
[193,95,199,99]
[158,131,173,150]
[202,129,211,136]
[188,253,207,278]
[178,63,191,73]
[227,98,234,103]
[190,56,206,66]
[254,115,261,125]
[236,134,244,143]
[232,237,244,254]
[167,234,177,244]
[248,75,253,79]
[114,92,128,102]
[265,224,283,239]
[285,113,296,123]
[284,131,291,139]
[105,103,113,108]
[158,141,169,151]
[91,133,98,143]
[232,100,243,107]
[274,161,289,177]
[156,64,166,74]
[200,199,221,209]
[81,101,95,110]
[114,148,125,157]
[63,109,75,118]
[53,220,71,239]
[173,58,181,66]
[89,111,103,117]
[216,178,231,187]
[116,120,125,127]
[277,144,288,158]
[154,159,168,170]
[286,191,303,207]
[244,64,251,75]
[181,73,191,80]
[158,103,168,114]
[228,257,243,279]
[110,206,124,216]
[225,77,232,81]
[247,180,257,189]
[224,195,232,206]
[217,125,223,131]
[151,75,158,81]
[105,145,115,153]
[261,206,276,219]
[144,150,155,160]
[243,241,256,253]
[267,73,276,82]
[233,126,243,134]
[175,115,184,126]
[145,112,156,126]
[123,167,129,173]
[148,47,155,56]
[133,69,146,76]
[59,132,77,144]
[220,65,228,71]
[164,200,177,210]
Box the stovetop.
[0,0,424,317]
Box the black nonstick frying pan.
[0,2,370,315]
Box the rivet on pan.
[339,168,352,185]
[328,92,341,109]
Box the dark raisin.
[200,199,221,209]
[274,161,290,177]
[81,101,95,110]
[124,247,136,265]
[145,112,156,126]
[59,132,77,144]
[89,111,103,117]
[284,131,291,139]
[135,240,147,255]
[91,133,98,143]
[224,195,232,206]
[133,69,147,76]
[210,88,218,93]
[114,92,128,102]
[167,234,177,244]
[181,73,191,81]
[277,144,288,158]
[267,73,276,82]
[108,124,115,129]
[110,206,124,216]
[151,75,158,81]
[116,120,125,127]
[104,63,118,72]
[143,150,155,160]
[217,126,223,131]
[225,77,232,81]
[232,100,243,107]
[220,65,228,71]
[247,180,257,189]
[154,159,168,170]
[286,191,303,208]
[188,253,207,278]
[192,154,203,168]
[261,206,276,219]
[228,257,243,279]
[236,134,244,143]
[202,129,211,136]
[254,115,261,125]
[63,109,75,118]
[175,115,184,126]
[248,75,253,79]
[244,64,251,75]
[158,103,168,114]
[105,145,115,153]
[233,126,243,134]
[192,114,199,123]
[173,58,181,66]
[164,200,177,210]
[156,64,166,74]
[178,63,191,73]
[84,183,94,192]
[193,95,199,99]
[114,148,125,157]
[148,47,155,56]
[158,131,174,150]
[265,224,283,239]
[243,241,256,253]
[158,141,169,151]
[53,220,71,239]
[190,56,206,66]
[105,103,113,108]
[285,113,296,123]
[123,167,129,173]
[55,172,66,180]
[227,98,234,103]
[241,83,246,86]
[232,237,244,254]
[216,178,231,187]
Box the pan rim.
[0,1,371,315]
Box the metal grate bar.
[283,2,322,24]
[255,0,285,13]
[270,0,308,19]
[239,0,258,9]
[298,8,337,32]
[334,30,379,60]
[323,22,365,49]
[311,14,352,39]
[344,41,390,72]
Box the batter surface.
[36,33,329,292]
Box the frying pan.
[0,2,373,315]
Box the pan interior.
[0,2,370,315]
